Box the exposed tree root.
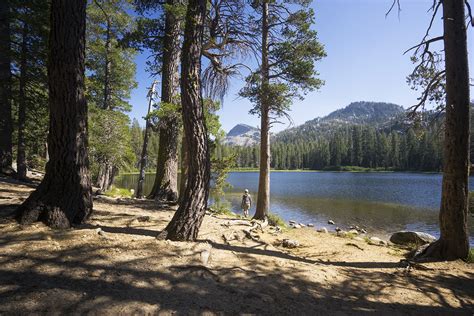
[346,242,364,251]
[412,239,468,262]
[398,259,434,271]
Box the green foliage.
[86,0,138,112]
[219,123,444,172]
[267,213,286,228]
[10,0,50,170]
[210,144,236,213]
[211,154,236,197]
[85,0,140,183]
[467,248,474,263]
[150,100,181,122]
[241,1,325,119]
[205,99,226,141]
[469,192,474,214]
[89,107,135,177]
[209,201,235,217]
[322,166,385,172]
[105,185,133,198]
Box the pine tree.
[159,0,209,241]
[241,0,325,219]
[86,0,137,192]
[17,0,92,228]
[0,0,13,174]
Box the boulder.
[289,220,296,224]
[328,220,335,225]
[282,239,300,248]
[348,229,359,235]
[336,230,347,237]
[390,231,436,245]
[317,227,328,233]
[369,237,387,246]
[299,223,306,227]
[307,223,314,227]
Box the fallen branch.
[346,242,364,251]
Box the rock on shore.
[389,231,436,245]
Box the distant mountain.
[324,101,404,125]
[275,101,405,143]
[223,102,406,146]
[223,124,260,146]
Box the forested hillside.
[217,102,446,171]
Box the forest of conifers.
[218,124,445,171]
[0,0,471,259]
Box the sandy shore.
[0,178,472,315]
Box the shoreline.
[118,169,444,175]
[0,178,472,314]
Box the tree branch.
[465,0,474,26]
[385,0,401,18]
[403,36,444,55]
[408,70,446,114]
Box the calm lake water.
[115,172,474,244]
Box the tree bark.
[160,0,209,241]
[178,133,188,204]
[136,81,156,198]
[148,117,179,201]
[16,0,92,229]
[148,0,182,202]
[254,1,270,220]
[417,0,470,261]
[17,21,29,181]
[0,0,13,174]
[103,20,112,110]
[95,161,115,192]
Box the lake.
[115,171,474,244]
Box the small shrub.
[105,186,133,198]
[346,232,357,239]
[268,213,286,228]
[209,202,235,216]
[467,248,474,263]
[469,192,474,213]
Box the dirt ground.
[0,177,472,315]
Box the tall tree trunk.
[103,20,111,110]
[148,0,182,202]
[148,117,179,201]
[160,0,209,241]
[178,133,188,203]
[16,0,92,229]
[0,0,13,174]
[95,1,113,189]
[136,81,156,198]
[17,21,29,181]
[418,0,470,260]
[95,161,114,192]
[254,1,270,220]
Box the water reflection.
[115,171,473,243]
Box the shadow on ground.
[0,178,472,314]
[0,224,472,314]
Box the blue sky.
[128,0,474,133]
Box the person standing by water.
[241,189,252,217]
